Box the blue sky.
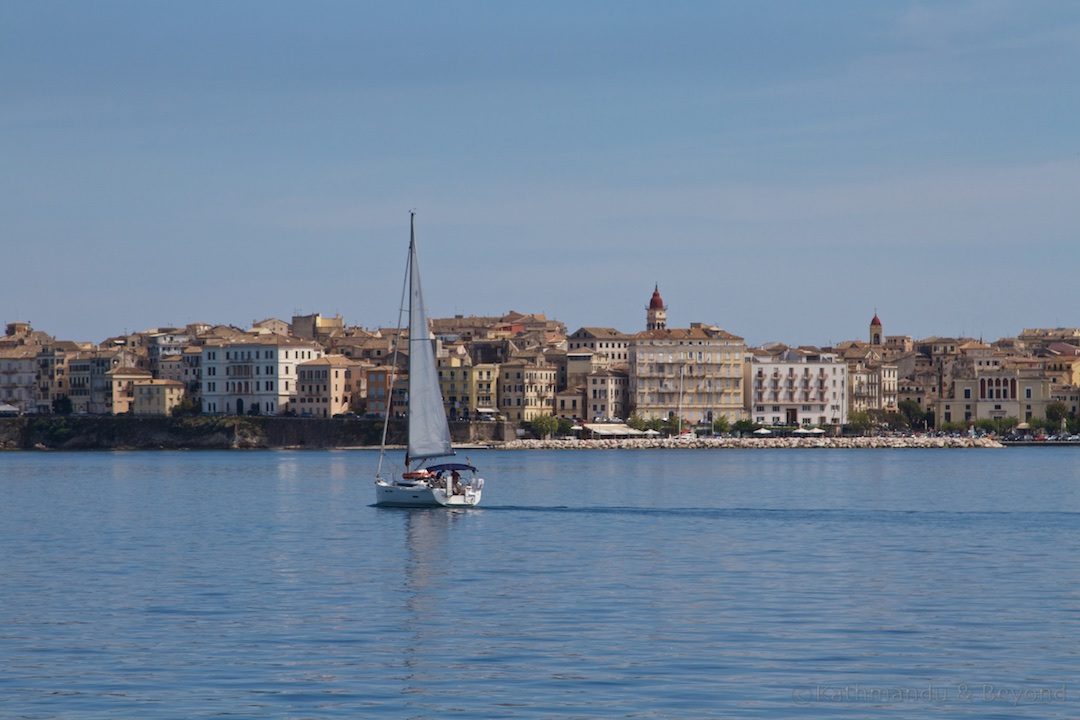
[3,1,1078,347]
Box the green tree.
[711,415,730,435]
[732,418,757,435]
[923,410,936,430]
[993,416,1020,435]
[1045,401,1069,429]
[626,414,646,431]
[846,411,872,435]
[52,395,73,415]
[880,411,907,430]
[529,414,558,440]
[1028,417,1053,434]
[665,411,690,436]
[171,396,200,417]
[645,417,666,433]
[556,418,575,436]
[898,399,927,429]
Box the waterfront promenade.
[500,436,1006,450]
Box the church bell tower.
[647,284,667,331]
[870,312,883,346]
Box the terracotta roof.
[299,354,361,367]
[570,327,629,339]
[106,366,153,377]
[632,326,743,341]
[201,334,321,348]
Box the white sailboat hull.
[374,478,482,508]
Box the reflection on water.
[0,448,1078,719]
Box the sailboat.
[373,213,484,507]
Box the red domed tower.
[870,312,883,346]
[647,284,667,331]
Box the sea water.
[1,447,1078,719]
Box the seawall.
[502,436,1006,450]
[0,417,1006,451]
[0,416,515,451]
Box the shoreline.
[497,436,1006,450]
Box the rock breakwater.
[501,436,1004,450]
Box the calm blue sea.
[2,448,1079,719]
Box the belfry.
[647,284,667,331]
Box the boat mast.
[677,363,684,435]
[375,213,415,480]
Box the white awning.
[583,423,643,436]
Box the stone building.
[628,286,746,426]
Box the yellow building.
[629,325,747,425]
[1043,344,1080,387]
[498,355,557,423]
[295,354,367,418]
[628,287,747,425]
[365,365,396,418]
[132,379,186,416]
[107,366,153,414]
[937,368,1053,426]
[438,349,498,420]
[585,368,630,422]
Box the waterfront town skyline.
[5,288,1077,367]
[1,277,1067,352]
[5,279,1080,432]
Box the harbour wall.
[502,436,1006,450]
[0,417,1006,451]
[0,416,515,451]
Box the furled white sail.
[405,219,454,460]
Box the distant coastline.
[500,436,1005,450]
[0,417,1018,451]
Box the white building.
[0,347,38,414]
[566,327,631,367]
[140,328,191,376]
[745,345,848,427]
[200,335,324,415]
